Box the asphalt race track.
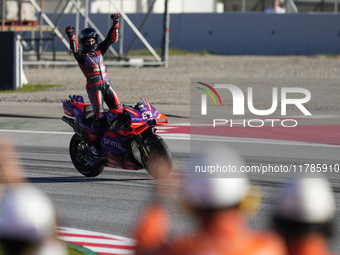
[0,105,340,252]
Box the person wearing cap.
[273,178,338,255]
[133,143,287,255]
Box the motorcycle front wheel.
[69,134,104,177]
[142,139,172,179]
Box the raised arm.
[98,14,120,54]
[65,26,79,54]
[65,26,86,65]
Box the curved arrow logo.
[197,82,223,115]
[197,82,223,106]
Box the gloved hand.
[65,26,75,37]
[111,14,120,25]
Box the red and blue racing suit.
[67,25,122,145]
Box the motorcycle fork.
[135,134,149,157]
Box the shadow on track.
[28,176,151,183]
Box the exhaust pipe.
[62,116,86,136]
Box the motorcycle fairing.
[114,99,168,136]
[61,99,90,119]
[106,150,142,170]
[123,99,168,126]
[101,131,126,154]
[62,96,167,170]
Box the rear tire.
[69,134,104,177]
[143,139,172,179]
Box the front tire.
[69,134,104,177]
[143,139,172,179]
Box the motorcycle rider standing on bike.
[65,14,122,156]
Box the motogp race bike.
[61,95,172,179]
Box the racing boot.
[89,114,105,156]
[89,144,102,156]
[88,133,103,156]
[87,144,105,164]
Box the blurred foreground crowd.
[0,138,338,255]
[133,143,338,255]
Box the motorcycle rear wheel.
[69,134,104,177]
[143,139,172,179]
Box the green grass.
[0,84,63,93]
[67,245,85,255]
[67,244,92,255]
[66,242,99,255]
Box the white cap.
[275,178,335,223]
[183,143,248,209]
[0,184,57,241]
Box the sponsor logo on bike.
[131,117,142,121]
[131,122,143,127]
[103,138,122,148]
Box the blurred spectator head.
[182,143,260,215]
[0,184,57,255]
[0,137,64,255]
[273,0,281,8]
[273,178,335,238]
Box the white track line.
[0,129,339,148]
[58,237,133,245]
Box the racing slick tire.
[69,134,104,177]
